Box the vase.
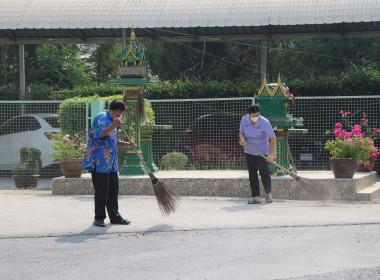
[330,158,358,178]
[356,159,375,172]
[13,174,39,188]
[60,158,83,178]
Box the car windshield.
[43,117,59,128]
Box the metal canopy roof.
[1,0,380,44]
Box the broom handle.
[119,125,150,173]
[245,144,293,176]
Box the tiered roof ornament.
[107,28,159,86]
[257,74,294,99]
[255,73,295,125]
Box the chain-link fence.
[149,96,380,172]
[148,97,254,170]
[1,96,379,189]
[0,101,88,188]
[288,96,380,171]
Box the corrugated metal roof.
[1,0,380,43]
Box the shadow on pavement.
[222,203,263,212]
[142,224,174,234]
[55,225,111,243]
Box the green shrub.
[50,84,123,100]
[160,152,189,170]
[0,84,19,100]
[146,79,258,100]
[12,147,41,176]
[57,101,87,135]
[29,83,53,100]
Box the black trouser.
[245,153,272,197]
[91,167,120,222]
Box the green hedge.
[145,79,258,99]
[57,102,87,135]
[288,65,380,96]
[3,65,380,100]
[58,94,155,137]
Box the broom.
[245,144,332,200]
[119,125,181,215]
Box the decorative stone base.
[52,170,378,201]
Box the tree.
[1,44,9,85]
[87,44,121,82]
[28,44,92,89]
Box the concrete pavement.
[2,190,380,280]
[1,190,380,239]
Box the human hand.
[239,139,247,147]
[128,141,137,149]
[266,154,274,164]
[113,117,122,127]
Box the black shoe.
[93,220,106,227]
[248,198,262,204]
[110,218,131,225]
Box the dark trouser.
[91,168,120,222]
[245,153,272,197]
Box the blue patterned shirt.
[83,110,119,173]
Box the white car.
[0,114,61,172]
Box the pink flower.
[340,111,344,114]
[335,123,343,128]
[363,112,366,115]
[344,132,352,139]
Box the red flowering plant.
[325,111,379,169]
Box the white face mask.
[250,116,260,122]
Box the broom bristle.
[289,172,332,200]
[153,181,181,216]
[299,177,333,200]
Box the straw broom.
[119,125,181,215]
[245,144,332,200]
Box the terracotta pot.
[13,174,39,188]
[356,160,375,172]
[330,158,358,178]
[60,158,83,178]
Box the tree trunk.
[1,44,9,85]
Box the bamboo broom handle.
[119,125,150,173]
[244,144,293,176]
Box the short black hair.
[109,99,126,111]
[248,104,261,114]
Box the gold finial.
[130,26,136,41]
[277,73,282,85]
[263,74,267,85]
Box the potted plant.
[12,147,41,188]
[335,111,380,171]
[325,119,378,178]
[49,132,86,178]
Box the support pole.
[19,44,25,100]
[260,41,266,84]
[122,28,127,96]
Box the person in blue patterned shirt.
[83,99,136,227]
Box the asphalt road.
[1,191,380,280]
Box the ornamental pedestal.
[119,91,148,175]
[106,28,160,175]
[255,74,304,176]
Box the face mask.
[250,116,260,122]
